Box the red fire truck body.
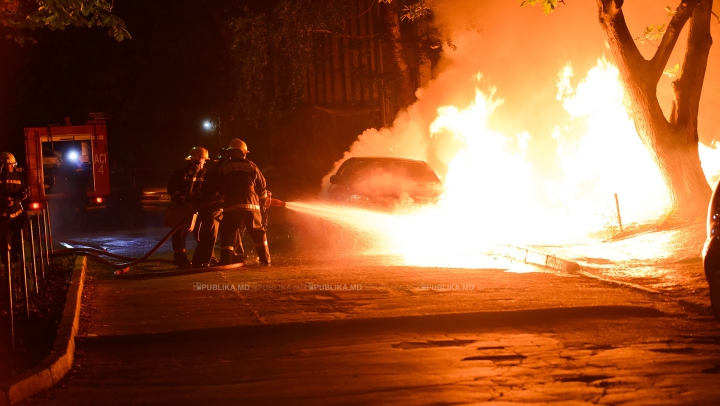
[23,115,110,211]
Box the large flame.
[548,58,670,229]
[295,57,720,269]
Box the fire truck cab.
[23,114,110,212]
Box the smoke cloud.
[321,0,720,192]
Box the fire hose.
[48,196,286,277]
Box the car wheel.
[711,271,720,324]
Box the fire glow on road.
[285,201,504,269]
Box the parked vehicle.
[326,157,442,210]
[702,179,720,323]
[135,168,172,202]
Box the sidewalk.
[21,251,720,405]
[536,223,712,311]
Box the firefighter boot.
[173,252,191,268]
[255,245,271,266]
[234,245,247,264]
[220,249,234,266]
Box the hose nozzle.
[269,198,286,207]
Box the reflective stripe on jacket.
[0,170,28,216]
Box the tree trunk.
[651,128,711,219]
[597,0,713,222]
[381,0,416,108]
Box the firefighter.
[0,152,28,313]
[167,146,207,268]
[217,139,270,265]
[223,146,248,265]
[192,148,248,267]
[191,148,224,268]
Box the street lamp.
[202,116,222,152]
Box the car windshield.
[352,159,438,183]
[349,159,440,198]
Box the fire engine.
[23,113,110,212]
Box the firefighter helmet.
[185,146,209,161]
[227,138,249,153]
[0,152,17,165]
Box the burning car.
[327,157,442,210]
[703,179,720,323]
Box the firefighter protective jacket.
[167,164,206,205]
[197,164,222,206]
[217,158,267,211]
[0,169,28,219]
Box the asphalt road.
[20,227,720,405]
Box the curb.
[0,256,87,406]
[574,268,661,294]
[493,244,698,300]
[493,244,580,273]
[493,244,661,293]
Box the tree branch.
[597,0,625,14]
[670,0,713,140]
[650,0,700,82]
[356,0,377,18]
[596,0,646,74]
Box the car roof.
[346,157,429,164]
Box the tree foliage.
[227,0,442,126]
[227,0,353,125]
[0,0,130,44]
[520,0,561,15]
[522,0,720,21]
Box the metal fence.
[3,205,53,352]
